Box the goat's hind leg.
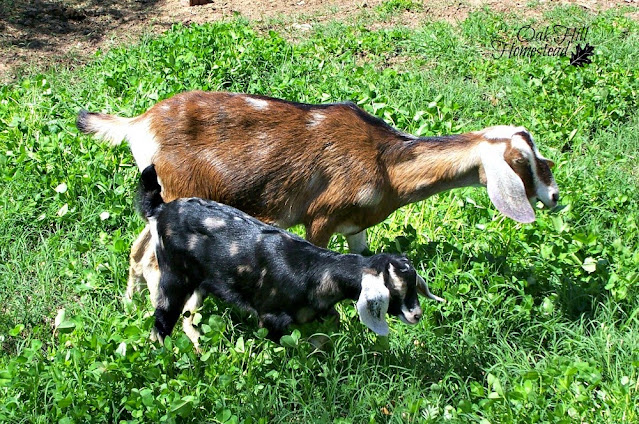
[126,226,152,301]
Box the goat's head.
[477,126,559,223]
[357,255,440,336]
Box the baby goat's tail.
[139,164,165,219]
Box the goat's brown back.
[147,91,401,228]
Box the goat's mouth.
[532,185,560,210]
[398,312,422,325]
[531,195,560,211]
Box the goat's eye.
[514,157,526,165]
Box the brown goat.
[77,91,559,322]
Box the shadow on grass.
[0,0,161,50]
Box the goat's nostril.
[552,192,559,203]
[414,313,422,322]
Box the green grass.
[1,5,639,423]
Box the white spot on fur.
[307,112,326,128]
[245,97,269,110]
[203,150,230,175]
[237,265,252,274]
[155,284,169,310]
[355,185,382,206]
[229,242,239,257]
[253,133,274,159]
[203,217,226,230]
[85,114,159,172]
[256,268,267,287]
[187,234,200,251]
[318,270,336,297]
[149,217,160,251]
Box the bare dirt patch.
[0,0,635,83]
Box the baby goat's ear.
[357,272,390,336]
[479,143,535,223]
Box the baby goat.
[77,91,559,311]
[139,164,442,348]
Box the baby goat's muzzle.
[399,306,423,325]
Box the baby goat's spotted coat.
[139,165,442,347]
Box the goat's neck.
[315,254,366,301]
[384,134,483,206]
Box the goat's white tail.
[76,110,135,146]
[76,109,158,171]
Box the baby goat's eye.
[514,157,527,165]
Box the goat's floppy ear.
[357,272,390,336]
[416,275,445,302]
[480,145,535,223]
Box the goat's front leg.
[305,217,334,248]
[260,313,294,342]
[181,290,204,353]
[346,230,371,255]
[152,272,191,345]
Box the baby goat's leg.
[143,251,161,307]
[152,272,191,344]
[182,290,204,352]
[260,313,294,342]
[126,226,152,300]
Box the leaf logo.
[570,43,595,67]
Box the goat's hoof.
[149,328,163,346]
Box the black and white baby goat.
[139,165,443,348]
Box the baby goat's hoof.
[149,328,164,346]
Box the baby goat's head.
[477,126,559,223]
[357,254,440,336]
